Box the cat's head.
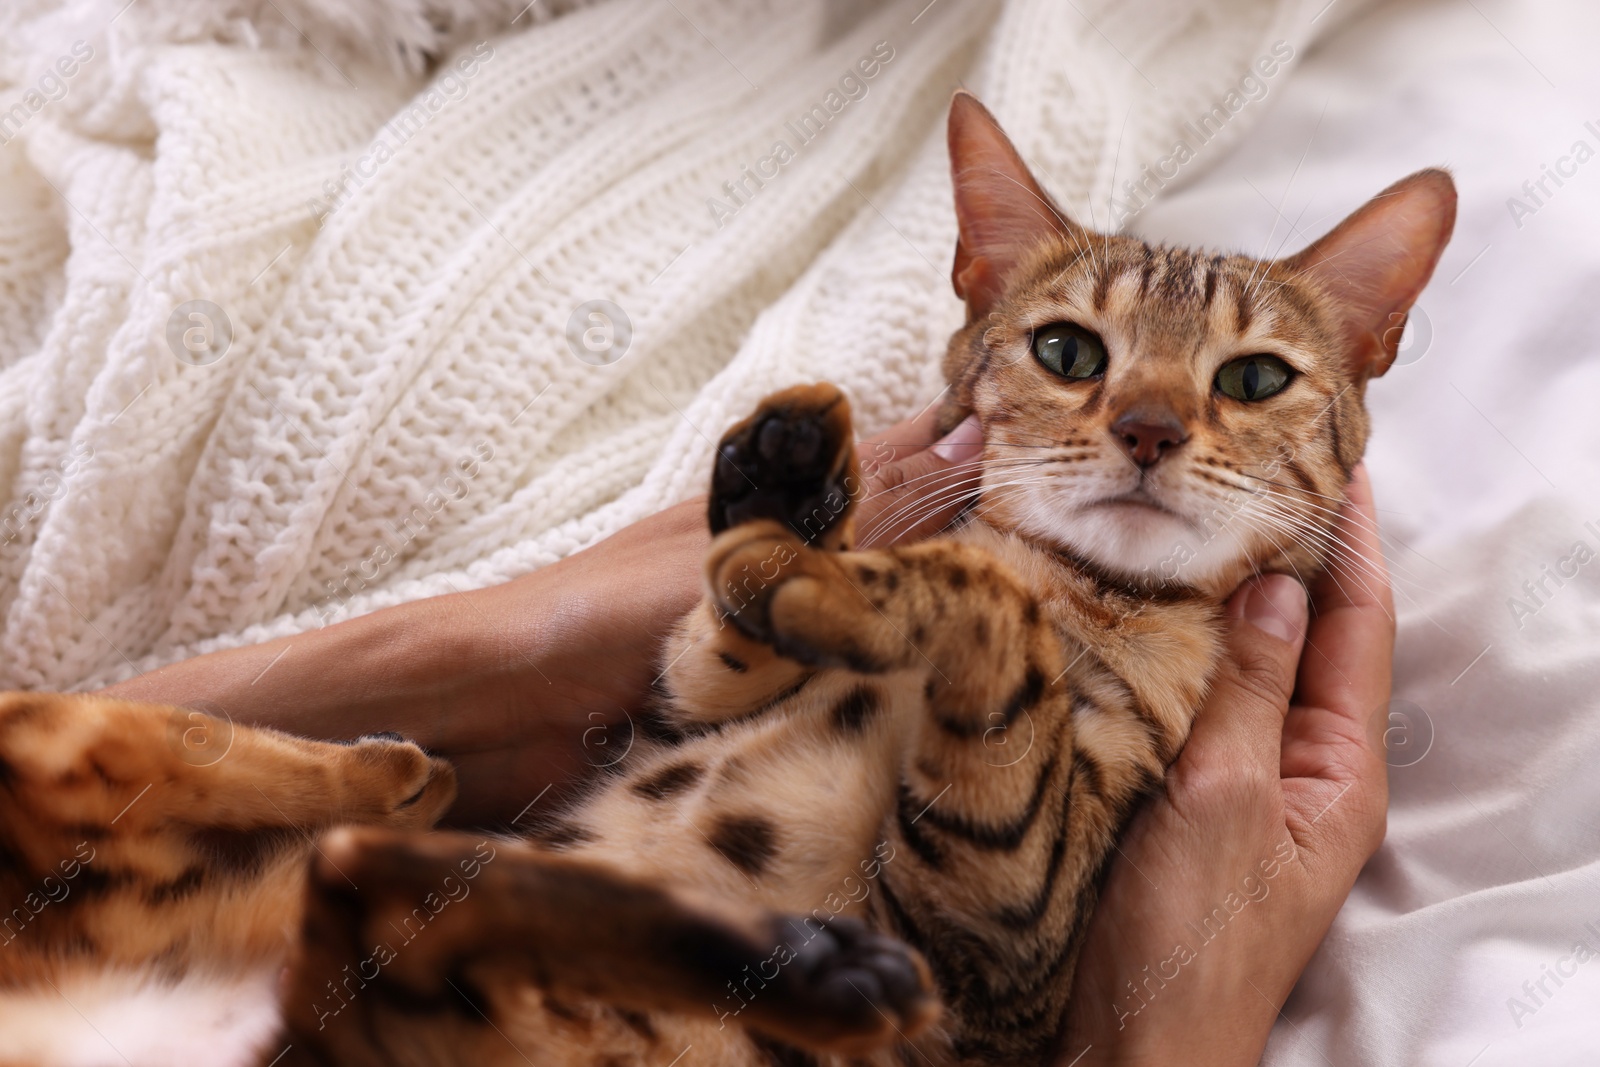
[940,92,1455,596]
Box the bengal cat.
[0,92,1455,1067]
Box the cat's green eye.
[1215,355,1293,401]
[1032,323,1107,380]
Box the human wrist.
[1066,997,1273,1067]
[1062,908,1296,1067]
[98,587,494,748]
[101,498,705,744]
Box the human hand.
[431,403,987,822]
[104,403,985,826]
[394,401,980,821]
[1057,465,1394,1067]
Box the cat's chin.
[1016,498,1255,595]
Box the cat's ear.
[948,91,1085,319]
[1279,168,1456,379]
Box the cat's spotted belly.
[543,668,915,918]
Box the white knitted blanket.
[0,0,1332,690]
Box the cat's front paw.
[706,521,814,645]
[710,383,859,549]
[706,524,893,673]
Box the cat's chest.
[948,520,1222,733]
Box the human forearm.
[103,587,502,745]
[102,499,709,823]
[96,409,985,825]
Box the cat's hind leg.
[275,828,939,1067]
[0,693,454,839]
[0,693,455,970]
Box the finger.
[1280,466,1394,849]
[1306,463,1394,617]
[1291,464,1395,738]
[1182,573,1309,766]
[855,401,944,461]
[855,415,983,546]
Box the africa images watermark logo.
[0,841,96,947]
[1112,839,1299,1030]
[1505,519,1600,630]
[1505,119,1600,230]
[0,442,93,548]
[1110,41,1296,227]
[711,839,897,1028]
[1505,919,1600,1030]
[306,42,495,226]
[166,300,233,366]
[313,441,495,625]
[704,40,896,229]
[0,40,94,146]
[566,300,632,366]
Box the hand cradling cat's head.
[941,91,1456,595]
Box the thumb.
[855,415,984,547]
[1186,573,1309,762]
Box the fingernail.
[1233,573,1307,644]
[930,415,983,463]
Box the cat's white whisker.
[1250,493,1428,593]
[1191,472,1421,593]
[857,458,1045,544]
[861,469,1047,545]
[1228,510,1373,611]
[1238,505,1409,615]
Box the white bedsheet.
[1131,0,1600,1062]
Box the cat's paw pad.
[778,915,939,1050]
[710,383,857,543]
[348,735,457,828]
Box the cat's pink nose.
[1111,411,1188,467]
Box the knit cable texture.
[0,0,1329,690]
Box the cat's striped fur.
[0,93,1454,1067]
